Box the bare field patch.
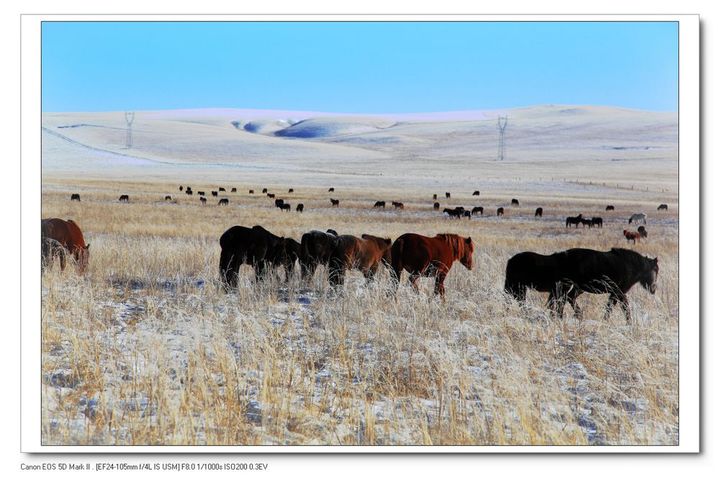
[41,178,678,446]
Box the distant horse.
[390,233,473,297]
[262,188,268,193]
[219,187,226,192]
[392,201,404,209]
[511,198,520,206]
[433,194,438,200]
[328,234,392,285]
[119,195,129,203]
[374,201,386,208]
[638,226,648,238]
[185,188,193,195]
[505,248,658,321]
[463,211,472,219]
[296,203,304,213]
[472,190,480,196]
[581,218,593,228]
[197,191,206,196]
[41,218,90,273]
[591,217,603,228]
[330,198,340,207]
[164,195,172,201]
[565,214,583,228]
[535,207,543,217]
[267,193,275,199]
[273,238,301,281]
[200,197,207,205]
[275,199,285,208]
[42,237,67,271]
[497,207,504,217]
[179,186,184,191]
[623,229,641,244]
[70,193,81,202]
[472,206,484,215]
[249,190,254,194]
[445,192,451,199]
[231,188,237,193]
[657,204,668,211]
[218,198,229,206]
[605,205,615,211]
[443,207,464,219]
[328,187,335,192]
[288,188,294,193]
[433,202,440,210]
[280,203,291,211]
[300,229,339,280]
[628,213,647,224]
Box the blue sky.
[41,21,678,113]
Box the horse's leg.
[408,272,421,292]
[433,271,448,299]
[604,293,619,320]
[567,289,583,319]
[618,292,632,323]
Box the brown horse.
[623,229,642,244]
[328,234,392,285]
[390,233,473,296]
[41,218,90,273]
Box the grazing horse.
[657,204,668,211]
[374,201,386,208]
[41,218,90,273]
[628,213,647,224]
[200,197,207,205]
[249,189,255,194]
[638,226,648,238]
[555,248,658,321]
[218,198,229,206]
[197,191,206,196]
[165,195,172,201]
[565,214,583,228]
[511,198,520,206]
[390,233,473,297]
[70,193,81,201]
[445,192,451,199]
[606,205,615,211]
[179,186,184,191]
[262,188,268,194]
[591,217,603,228]
[219,225,284,287]
[275,198,285,208]
[280,203,291,211]
[271,238,301,281]
[185,187,193,195]
[328,234,392,285]
[219,187,226,192]
[433,202,440,210]
[328,187,335,192]
[505,248,659,321]
[472,190,480,196]
[472,206,484,215]
[497,207,504,217]
[296,203,304,213]
[288,188,294,193]
[443,207,464,219]
[535,207,543,217]
[463,211,472,219]
[231,188,237,193]
[433,194,438,200]
[267,193,276,199]
[42,237,67,271]
[623,229,642,244]
[211,191,218,197]
[300,229,339,280]
[392,201,404,209]
[330,198,340,207]
[119,195,129,202]
[581,218,593,228]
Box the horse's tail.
[503,256,526,302]
[389,237,405,287]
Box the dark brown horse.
[300,229,339,280]
[511,198,520,206]
[605,205,615,211]
[296,203,304,213]
[71,193,81,201]
[219,225,284,287]
[328,234,392,286]
[472,206,484,215]
[565,214,583,228]
[623,229,642,244]
[41,218,90,273]
[497,207,504,217]
[472,190,480,196]
[433,202,440,210]
[374,201,386,208]
[390,233,473,297]
[330,198,340,207]
[119,194,129,202]
[535,207,543,217]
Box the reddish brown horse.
[328,234,392,285]
[390,233,473,296]
[41,218,90,273]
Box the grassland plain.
[40,178,678,446]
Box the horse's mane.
[610,248,649,268]
[437,233,466,258]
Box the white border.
[21,14,700,453]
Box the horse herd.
[41,215,660,321]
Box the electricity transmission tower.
[496,115,508,161]
[124,111,135,148]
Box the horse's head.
[640,256,659,294]
[460,236,474,270]
[76,244,90,274]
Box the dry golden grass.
[40,178,678,446]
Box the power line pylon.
[496,115,508,161]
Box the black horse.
[219,225,285,288]
[565,214,583,228]
[505,248,659,322]
[300,229,339,280]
